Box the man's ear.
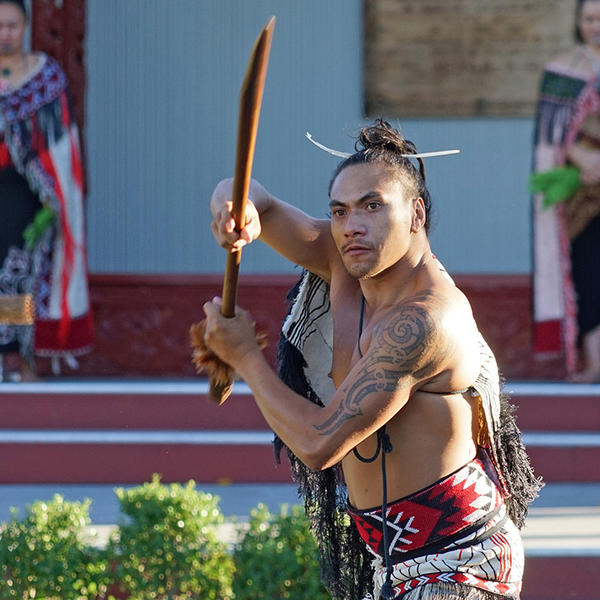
[411,197,426,232]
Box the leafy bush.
[0,482,329,600]
[0,494,109,600]
[233,503,329,600]
[108,474,234,600]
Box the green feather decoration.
[530,165,581,209]
[22,206,56,250]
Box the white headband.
[305,132,460,159]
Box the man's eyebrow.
[328,199,346,208]
[328,191,383,208]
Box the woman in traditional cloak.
[531,0,600,382]
[0,0,92,381]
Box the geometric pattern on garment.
[0,246,32,296]
[0,246,34,346]
[2,54,93,355]
[366,507,524,599]
[348,447,503,562]
[2,56,65,123]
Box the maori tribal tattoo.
[314,303,438,436]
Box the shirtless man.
[203,120,533,599]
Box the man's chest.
[328,278,363,387]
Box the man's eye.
[332,209,346,217]
[366,202,380,210]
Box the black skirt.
[0,166,42,353]
[571,213,600,340]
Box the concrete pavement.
[1,482,599,556]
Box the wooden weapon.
[190,16,275,404]
[221,16,275,318]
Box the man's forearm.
[235,348,331,469]
[209,177,333,277]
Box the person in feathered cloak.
[0,0,92,380]
[530,0,600,381]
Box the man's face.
[0,3,25,56]
[328,162,420,280]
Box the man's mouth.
[343,244,371,255]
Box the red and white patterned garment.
[0,53,92,358]
[348,447,523,599]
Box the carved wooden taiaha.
[190,17,275,404]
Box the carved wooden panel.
[35,274,569,381]
[30,0,86,135]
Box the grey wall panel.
[399,118,534,274]
[85,1,534,275]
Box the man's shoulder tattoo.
[313,303,441,436]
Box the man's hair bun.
[356,119,419,159]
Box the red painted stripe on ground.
[0,443,292,484]
[0,394,266,430]
[527,446,600,482]
[522,556,600,600]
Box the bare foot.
[2,371,21,382]
[1,353,20,382]
[19,358,39,382]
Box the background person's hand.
[578,149,600,185]
[567,145,600,185]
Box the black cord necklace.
[353,295,395,599]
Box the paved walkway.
[523,506,600,556]
[0,482,300,524]
[1,482,599,556]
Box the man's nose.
[344,213,366,236]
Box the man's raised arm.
[210,178,336,280]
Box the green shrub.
[233,503,329,600]
[108,474,234,600]
[0,494,110,600]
